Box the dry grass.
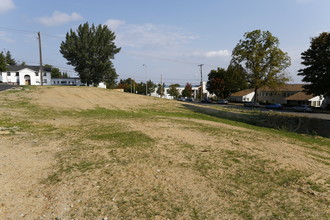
[0,86,329,219]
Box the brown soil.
[0,86,329,219]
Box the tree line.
[1,22,329,99]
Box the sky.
[0,0,329,85]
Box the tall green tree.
[231,30,291,102]
[181,83,193,98]
[298,32,330,97]
[167,84,180,99]
[45,64,62,78]
[206,66,247,99]
[5,51,16,65]
[147,80,157,95]
[60,22,120,87]
[117,78,136,93]
[156,83,165,97]
[0,52,7,72]
[207,68,227,99]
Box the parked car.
[244,102,260,108]
[291,105,312,112]
[217,99,229,104]
[266,103,283,110]
[185,98,193,102]
[201,99,212,103]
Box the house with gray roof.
[0,65,51,86]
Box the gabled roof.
[285,92,314,101]
[259,84,304,92]
[230,89,255,97]
[7,65,51,72]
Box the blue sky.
[1,0,329,85]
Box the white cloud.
[36,11,83,27]
[192,50,231,58]
[205,50,231,57]
[104,19,126,30]
[115,23,197,49]
[0,31,14,42]
[0,0,15,13]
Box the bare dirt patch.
[0,86,329,219]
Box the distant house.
[285,92,324,108]
[0,65,51,86]
[52,77,83,86]
[228,89,255,102]
[228,84,325,107]
[150,81,210,99]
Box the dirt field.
[0,86,329,219]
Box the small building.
[228,89,255,102]
[228,84,326,107]
[285,92,324,107]
[0,65,51,86]
[52,77,83,86]
[150,82,210,100]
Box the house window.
[16,72,19,76]
[43,79,47,83]
[43,72,47,76]
[35,72,39,76]
[7,72,10,76]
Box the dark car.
[291,105,312,112]
[217,99,229,104]
[244,102,260,108]
[201,99,212,103]
[266,103,283,110]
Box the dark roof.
[259,84,304,92]
[285,92,314,101]
[7,65,51,72]
[230,89,255,97]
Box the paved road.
[0,84,17,91]
[193,101,330,120]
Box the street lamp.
[143,64,147,95]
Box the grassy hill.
[0,86,329,219]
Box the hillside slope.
[0,86,329,219]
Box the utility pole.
[143,64,147,95]
[130,78,133,93]
[160,74,163,98]
[198,64,204,100]
[38,32,43,86]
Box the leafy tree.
[167,84,180,99]
[231,30,291,102]
[60,22,120,87]
[156,83,165,97]
[135,82,146,95]
[117,78,136,92]
[298,32,330,97]
[207,68,227,99]
[181,83,193,98]
[20,61,26,66]
[226,64,248,92]
[44,64,68,78]
[0,52,7,72]
[147,80,156,95]
[5,51,16,65]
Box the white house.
[0,65,51,86]
[151,82,210,100]
[228,84,326,107]
[52,77,83,86]
[228,89,255,102]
